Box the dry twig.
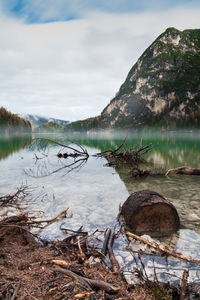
[180,269,189,300]
[27,207,69,225]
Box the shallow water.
[0,130,200,283]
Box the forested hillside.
[0,107,31,134]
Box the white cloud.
[0,5,200,120]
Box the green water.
[0,130,200,283]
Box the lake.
[0,130,200,284]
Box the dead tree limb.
[165,167,200,176]
[33,138,89,157]
[126,231,200,266]
[51,267,120,293]
[94,140,153,168]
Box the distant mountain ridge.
[18,114,70,127]
[66,27,200,130]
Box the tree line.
[0,107,32,134]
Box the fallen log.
[121,190,180,236]
[126,231,200,266]
[165,167,200,176]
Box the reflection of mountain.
[0,135,32,161]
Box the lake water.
[0,130,200,284]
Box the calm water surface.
[0,130,200,283]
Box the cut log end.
[121,190,180,237]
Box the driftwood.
[27,207,69,225]
[94,138,153,167]
[121,190,180,236]
[25,138,89,178]
[165,167,200,176]
[180,269,189,300]
[33,138,89,158]
[52,266,120,293]
[126,231,200,266]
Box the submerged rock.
[121,190,180,236]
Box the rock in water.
[121,190,180,236]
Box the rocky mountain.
[100,27,200,128]
[19,114,70,127]
[67,27,200,131]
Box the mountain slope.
[0,107,31,133]
[100,27,200,128]
[19,114,70,127]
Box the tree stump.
[121,190,180,236]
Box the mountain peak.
[99,27,200,128]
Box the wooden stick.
[74,291,95,299]
[107,230,120,273]
[77,237,86,261]
[126,231,200,266]
[52,267,120,293]
[180,269,189,300]
[51,259,70,267]
[27,207,69,224]
[101,229,111,255]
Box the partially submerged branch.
[166,167,200,176]
[94,138,153,168]
[27,207,69,225]
[33,138,89,158]
[126,231,200,266]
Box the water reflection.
[0,134,31,161]
[0,130,200,283]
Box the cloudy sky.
[0,0,200,121]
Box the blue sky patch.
[1,0,200,24]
